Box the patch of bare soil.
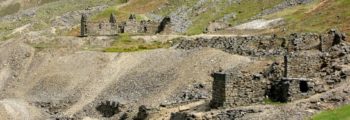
[305,0,331,14]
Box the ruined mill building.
[80,13,171,37]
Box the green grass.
[185,0,283,35]
[92,0,168,21]
[0,0,59,17]
[263,98,285,105]
[312,104,350,120]
[90,0,128,21]
[0,3,21,17]
[0,0,120,40]
[154,0,198,16]
[265,0,350,36]
[103,34,171,52]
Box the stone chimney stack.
[80,14,88,37]
[284,55,288,78]
[110,13,117,25]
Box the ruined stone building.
[204,30,348,108]
[80,13,169,36]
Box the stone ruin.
[156,16,171,34]
[210,68,267,108]
[80,13,118,36]
[174,30,348,108]
[80,13,170,37]
[95,101,120,118]
[80,14,88,37]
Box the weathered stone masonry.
[211,68,267,108]
[80,13,170,36]
[80,14,88,37]
[179,31,348,108]
[210,72,226,108]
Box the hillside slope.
[0,38,251,119]
[0,0,349,119]
[0,0,60,16]
[265,0,350,36]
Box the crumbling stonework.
[86,22,118,36]
[177,35,286,56]
[80,14,163,36]
[124,14,138,33]
[156,16,171,34]
[289,33,320,51]
[95,101,120,118]
[81,13,118,36]
[182,30,350,107]
[80,14,88,37]
[176,31,345,57]
[210,65,268,108]
[210,72,227,108]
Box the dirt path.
[305,0,330,14]
[115,0,132,9]
[10,24,31,35]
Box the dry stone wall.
[177,35,286,56]
[176,31,345,56]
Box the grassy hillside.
[312,104,350,120]
[265,0,350,35]
[152,0,284,35]
[92,0,167,21]
[95,0,285,35]
[0,0,59,17]
[184,0,283,35]
[2,0,348,39]
[0,0,119,40]
[103,34,172,52]
[0,3,21,16]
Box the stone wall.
[81,14,164,36]
[122,20,159,34]
[210,72,227,108]
[176,35,285,56]
[176,31,344,57]
[211,66,268,108]
[86,23,118,36]
[223,69,267,107]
